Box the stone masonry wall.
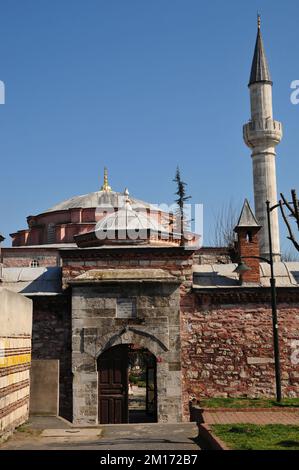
[181,293,299,420]
[30,294,72,421]
[72,281,182,425]
[63,248,194,424]
[193,248,232,266]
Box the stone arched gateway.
[97,343,157,424]
[71,271,182,425]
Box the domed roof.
[45,189,154,213]
[95,193,164,234]
[44,168,156,214]
[74,189,174,247]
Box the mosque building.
[1,18,299,425]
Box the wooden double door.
[97,344,157,424]
[98,345,129,424]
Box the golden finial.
[257,13,261,30]
[101,167,112,191]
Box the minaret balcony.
[243,119,282,148]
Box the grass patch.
[16,422,32,433]
[199,397,299,409]
[16,422,41,438]
[212,424,299,450]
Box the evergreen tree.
[173,167,191,246]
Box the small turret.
[234,199,261,285]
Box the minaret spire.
[243,18,282,261]
[101,167,112,192]
[249,14,272,86]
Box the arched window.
[30,259,39,268]
[246,231,253,243]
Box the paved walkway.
[0,418,202,451]
[3,410,298,450]
[203,409,299,425]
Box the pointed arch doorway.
[97,344,157,424]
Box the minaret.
[243,16,282,261]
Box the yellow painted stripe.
[0,354,31,368]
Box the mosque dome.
[45,189,155,213]
[11,168,189,247]
[44,169,155,214]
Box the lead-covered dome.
[10,169,180,247]
[45,189,155,213]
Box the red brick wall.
[61,249,194,287]
[180,295,299,420]
[2,249,59,267]
[236,227,260,284]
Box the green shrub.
[129,375,139,384]
[137,381,146,388]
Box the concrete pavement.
[0,418,202,451]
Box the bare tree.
[173,167,191,246]
[281,248,299,262]
[279,189,299,253]
[212,200,239,248]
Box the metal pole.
[266,200,282,402]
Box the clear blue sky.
[0,0,298,252]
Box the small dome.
[95,198,165,234]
